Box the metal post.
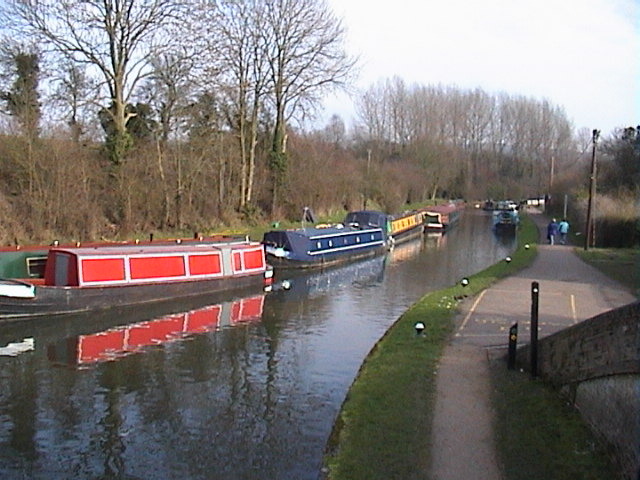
[530,282,539,377]
[584,129,600,250]
[507,323,518,370]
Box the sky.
[321,0,639,136]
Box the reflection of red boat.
[0,240,272,321]
[48,295,265,364]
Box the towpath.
[429,209,637,480]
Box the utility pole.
[584,129,600,250]
[549,150,555,191]
[364,149,371,209]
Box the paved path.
[429,210,637,480]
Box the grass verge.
[323,215,538,479]
[490,364,619,479]
[574,247,639,297]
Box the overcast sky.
[321,0,639,136]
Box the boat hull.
[421,203,464,231]
[0,273,266,322]
[492,207,519,232]
[266,244,387,270]
[344,209,424,245]
[389,224,424,245]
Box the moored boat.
[492,201,520,232]
[0,234,246,281]
[0,240,272,322]
[420,202,464,231]
[262,224,386,270]
[343,209,424,246]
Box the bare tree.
[262,0,356,215]
[354,80,577,200]
[6,0,186,165]
[204,0,270,211]
[322,114,346,148]
[139,52,198,227]
[50,60,99,142]
[356,81,390,144]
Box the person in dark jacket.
[547,219,559,245]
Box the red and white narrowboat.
[0,240,272,322]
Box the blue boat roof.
[263,225,386,264]
[265,225,381,240]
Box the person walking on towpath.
[558,218,569,244]
[429,209,637,480]
[546,218,559,245]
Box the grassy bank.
[323,215,538,479]
[574,247,639,297]
[490,363,619,480]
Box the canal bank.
[0,208,514,479]
[323,209,636,480]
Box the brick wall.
[517,301,640,479]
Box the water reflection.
[272,254,386,300]
[0,210,516,479]
[47,296,265,366]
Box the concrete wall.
[517,301,640,480]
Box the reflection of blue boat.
[271,255,386,300]
[263,225,386,270]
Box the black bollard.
[530,282,539,377]
[507,323,518,370]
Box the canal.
[0,209,515,479]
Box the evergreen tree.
[1,51,41,138]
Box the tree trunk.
[156,139,171,227]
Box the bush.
[596,217,639,247]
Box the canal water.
[0,209,515,480]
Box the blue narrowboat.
[262,225,387,270]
